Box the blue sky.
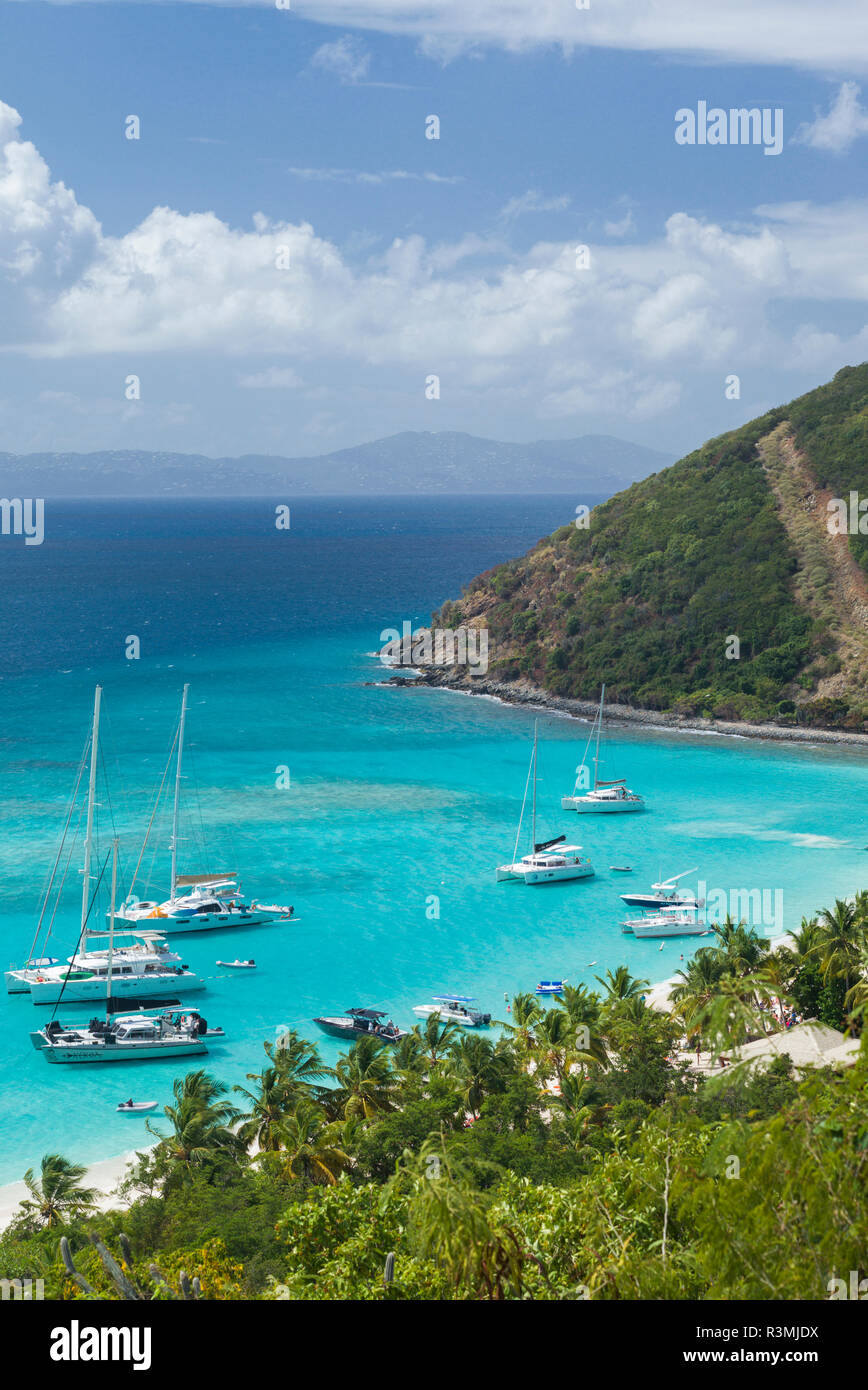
[1,1,867,460]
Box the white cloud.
[311,34,371,84]
[497,190,571,223]
[237,366,305,389]
[3,98,868,437]
[604,208,636,238]
[287,166,462,185]
[794,81,868,151]
[70,1,868,73]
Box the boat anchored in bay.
[561,685,645,813]
[497,723,594,884]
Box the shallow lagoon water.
[0,497,865,1182]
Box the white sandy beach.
[0,1145,153,1234]
[643,932,794,1013]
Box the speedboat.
[536,980,566,995]
[621,905,708,938]
[31,1008,213,1064]
[313,1008,406,1043]
[116,1100,159,1114]
[497,723,594,885]
[620,866,703,910]
[14,932,203,1006]
[561,686,645,813]
[413,996,491,1027]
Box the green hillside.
[432,365,868,730]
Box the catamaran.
[621,904,708,938]
[31,841,217,1064]
[561,685,645,813]
[413,996,491,1027]
[497,723,594,884]
[619,867,704,910]
[114,684,291,932]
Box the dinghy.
[116,1100,158,1114]
[216,959,256,969]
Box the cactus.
[59,1234,200,1302]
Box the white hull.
[115,905,285,932]
[561,796,644,813]
[33,1037,207,1063]
[626,922,709,938]
[413,1005,489,1027]
[497,861,595,884]
[28,970,204,1006]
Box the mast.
[531,720,538,848]
[170,683,189,900]
[593,684,605,792]
[80,686,102,940]
[106,838,118,1014]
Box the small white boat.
[116,1100,158,1114]
[562,686,645,813]
[536,980,566,995]
[216,959,256,969]
[497,723,594,885]
[413,995,491,1027]
[610,866,632,872]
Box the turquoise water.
[0,499,866,1183]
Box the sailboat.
[561,685,645,813]
[496,723,594,884]
[114,684,291,933]
[31,840,214,1064]
[6,687,204,1004]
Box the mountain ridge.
[419,364,868,733]
[0,431,671,497]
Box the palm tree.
[147,1072,243,1173]
[268,1030,331,1098]
[495,993,542,1055]
[411,1012,461,1069]
[265,1100,350,1185]
[594,965,649,1004]
[20,1154,98,1228]
[446,1033,506,1117]
[553,983,601,1030]
[670,948,729,1038]
[234,1065,293,1153]
[710,916,768,975]
[789,916,821,959]
[330,1034,395,1120]
[814,898,866,994]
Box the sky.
[0,0,867,461]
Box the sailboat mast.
[106,838,118,1012]
[532,720,538,848]
[80,686,102,938]
[170,684,189,900]
[593,684,605,792]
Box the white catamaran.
[114,684,291,932]
[561,685,645,813]
[497,723,594,884]
[5,686,204,1004]
[31,840,215,1064]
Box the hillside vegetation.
[431,365,868,729]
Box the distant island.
[0,431,671,498]
[416,364,868,735]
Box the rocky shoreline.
[380,672,868,749]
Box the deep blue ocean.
[0,496,866,1183]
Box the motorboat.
[413,995,491,1027]
[31,1009,212,1064]
[561,686,645,813]
[114,685,292,932]
[216,959,256,969]
[497,723,594,885]
[620,866,704,910]
[313,1008,406,1043]
[536,980,566,995]
[116,1100,159,1114]
[621,905,709,938]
